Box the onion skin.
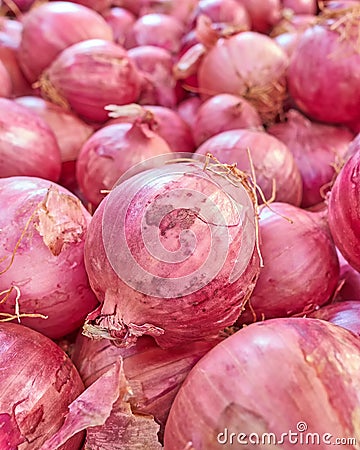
[328,148,360,272]
[335,250,360,301]
[268,109,354,207]
[309,301,360,335]
[0,177,98,339]
[282,0,317,14]
[40,39,142,123]
[0,98,61,181]
[177,96,202,134]
[103,7,136,47]
[238,203,340,323]
[193,94,263,146]
[235,0,282,32]
[195,129,303,206]
[0,59,11,97]
[288,13,360,125]
[76,121,172,207]
[164,317,360,450]
[0,322,84,450]
[84,160,260,348]
[70,0,112,13]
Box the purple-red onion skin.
[0,177,99,339]
[164,317,360,450]
[328,149,360,272]
[103,7,136,47]
[335,249,360,301]
[238,203,340,323]
[235,0,282,32]
[18,2,113,84]
[192,0,251,31]
[288,19,360,125]
[0,98,62,181]
[268,109,354,207]
[309,301,360,336]
[40,39,142,123]
[0,323,84,449]
[0,60,11,97]
[76,122,172,207]
[69,0,112,13]
[195,129,303,206]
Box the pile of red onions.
[238,203,339,323]
[84,157,260,348]
[18,2,113,84]
[268,109,354,207]
[0,322,84,449]
[39,39,142,123]
[309,301,360,335]
[0,177,98,339]
[195,128,303,205]
[0,98,61,181]
[164,317,360,449]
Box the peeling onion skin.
[238,203,340,323]
[0,99,62,182]
[195,129,303,206]
[164,318,360,450]
[0,323,84,450]
[328,148,360,272]
[84,161,260,349]
[0,177,98,339]
[18,2,113,84]
[309,301,360,336]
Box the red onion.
[177,96,202,133]
[127,45,177,108]
[69,0,112,13]
[84,156,260,348]
[128,14,185,54]
[0,98,61,181]
[335,249,360,301]
[107,103,196,153]
[0,322,84,449]
[39,39,142,123]
[309,301,360,335]
[196,31,289,123]
[18,2,113,84]
[164,317,360,449]
[103,7,136,47]
[76,120,172,207]
[328,147,360,272]
[72,333,222,438]
[238,203,339,323]
[193,93,263,146]
[282,0,317,14]
[268,109,354,207]
[0,177,98,339]
[235,0,282,32]
[0,59,11,97]
[195,129,303,205]
[288,6,360,125]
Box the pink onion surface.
[164,317,360,449]
[69,0,112,13]
[103,7,136,47]
[193,93,262,146]
[235,0,282,32]
[268,109,354,207]
[0,322,84,449]
[288,7,360,125]
[282,0,317,14]
[18,2,113,84]
[40,39,142,123]
[84,157,260,348]
[335,249,360,301]
[238,203,339,323]
[0,59,11,97]
[76,121,172,207]
[197,31,289,123]
[195,129,303,205]
[0,177,98,339]
[328,147,360,272]
[177,96,202,133]
[0,98,61,181]
[309,301,360,336]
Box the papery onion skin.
[238,203,339,323]
[268,109,354,207]
[309,301,360,336]
[76,121,172,207]
[197,31,289,123]
[193,93,262,146]
[195,129,303,206]
[0,60,11,97]
[84,160,260,348]
[164,317,360,450]
[103,7,136,47]
[40,39,142,123]
[0,177,98,339]
[287,11,360,125]
[18,2,113,84]
[0,322,84,450]
[0,98,61,181]
[235,0,282,32]
[328,148,360,272]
